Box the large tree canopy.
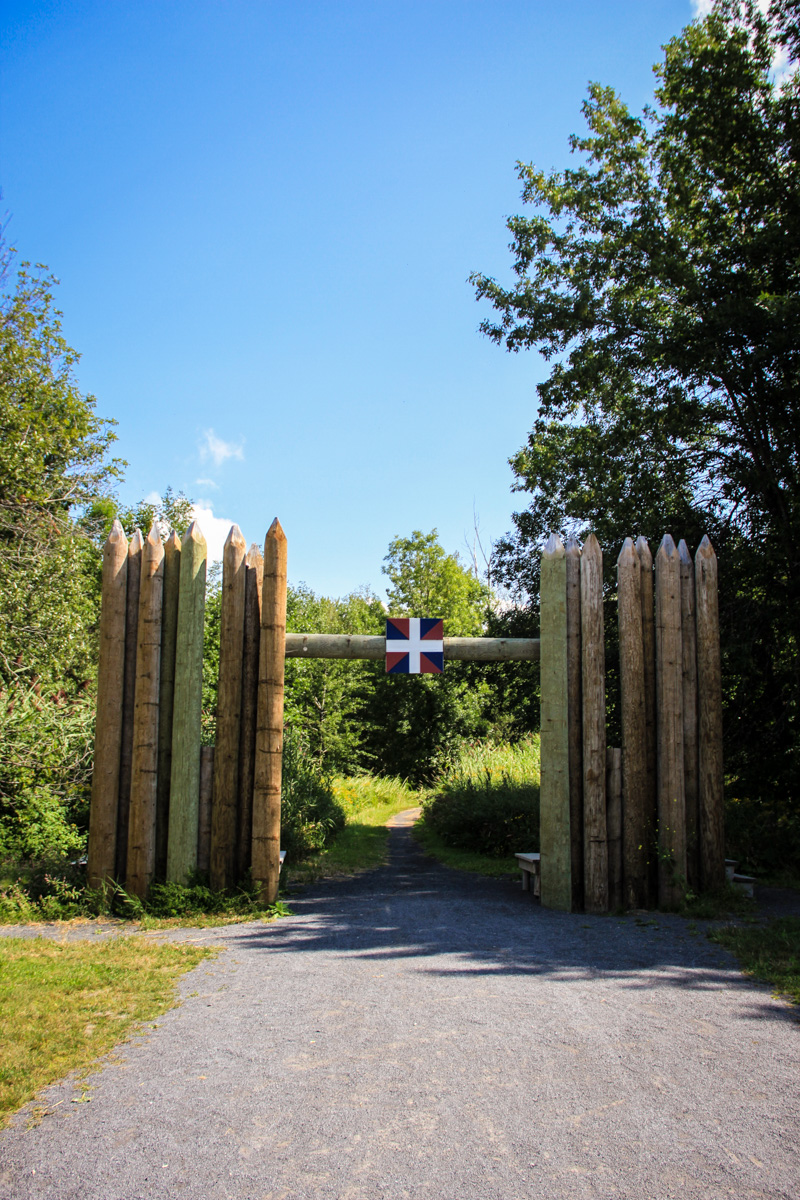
[471,0,800,868]
[472,0,799,581]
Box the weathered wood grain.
[636,535,658,907]
[155,530,181,880]
[606,746,623,912]
[252,519,288,905]
[566,535,584,911]
[581,533,608,913]
[283,634,540,661]
[237,544,263,879]
[210,524,247,890]
[116,529,143,882]
[166,521,207,883]
[655,534,686,906]
[539,534,573,911]
[617,537,648,909]
[87,520,128,887]
[126,525,165,898]
[679,539,699,890]
[695,535,725,891]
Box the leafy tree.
[360,529,493,783]
[0,248,120,860]
[283,585,385,772]
[0,255,121,686]
[382,529,487,636]
[471,0,800,869]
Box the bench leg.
[521,868,531,893]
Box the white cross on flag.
[385,618,444,674]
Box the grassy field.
[285,774,419,885]
[708,917,800,1006]
[413,820,518,876]
[0,935,215,1125]
[418,736,540,868]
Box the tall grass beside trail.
[285,774,419,884]
[420,736,540,861]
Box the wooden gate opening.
[86,516,723,915]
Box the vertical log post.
[566,535,584,911]
[539,534,572,910]
[126,525,165,898]
[695,536,725,891]
[252,519,288,905]
[617,538,648,909]
[116,529,143,882]
[636,535,658,907]
[155,530,181,880]
[167,521,208,883]
[606,747,623,911]
[87,520,129,887]
[210,525,247,890]
[237,544,263,880]
[679,539,700,890]
[581,533,608,913]
[197,746,215,875]
[655,534,686,906]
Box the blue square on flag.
[386,618,444,674]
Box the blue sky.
[3,0,702,597]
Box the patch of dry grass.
[0,935,214,1125]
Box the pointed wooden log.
[655,534,686,905]
[87,520,129,887]
[197,746,215,875]
[565,535,583,911]
[252,520,288,905]
[606,747,623,912]
[210,525,247,891]
[238,544,263,879]
[126,525,165,898]
[636,535,658,907]
[116,529,143,881]
[581,533,608,913]
[695,536,725,891]
[679,539,700,890]
[539,534,572,911]
[167,521,208,883]
[155,530,181,880]
[617,538,648,909]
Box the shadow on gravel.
[226,825,798,1026]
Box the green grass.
[0,871,291,928]
[285,774,420,885]
[422,735,540,861]
[413,818,519,877]
[0,936,215,1125]
[708,917,800,1006]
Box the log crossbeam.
[283,635,540,662]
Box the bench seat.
[515,852,541,897]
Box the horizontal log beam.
[284,634,540,662]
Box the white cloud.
[199,428,245,467]
[191,501,240,565]
[195,477,220,489]
[691,0,714,16]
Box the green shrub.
[0,683,93,861]
[279,732,346,860]
[423,737,541,857]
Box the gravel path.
[1,816,799,1200]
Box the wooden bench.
[515,852,540,897]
